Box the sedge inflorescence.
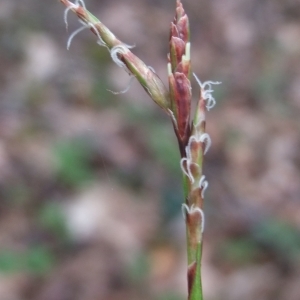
[61,0,221,246]
[60,1,222,298]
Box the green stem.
[182,176,204,300]
[188,242,203,300]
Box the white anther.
[199,133,211,154]
[193,73,221,111]
[181,204,205,233]
[199,175,208,198]
[67,24,88,49]
[183,42,191,62]
[167,63,172,76]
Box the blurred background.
[1,0,300,299]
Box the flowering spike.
[60,0,170,110]
[59,2,222,299]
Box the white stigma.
[86,21,106,46]
[199,133,211,154]
[64,0,86,30]
[67,24,88,50]
[180,158,195,184]
[181,204,205,233]
[110,44,131,71]
[199,175,208,198]
[193,73,221,110]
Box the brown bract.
[169,72,191,150]
[168,0,192,154]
